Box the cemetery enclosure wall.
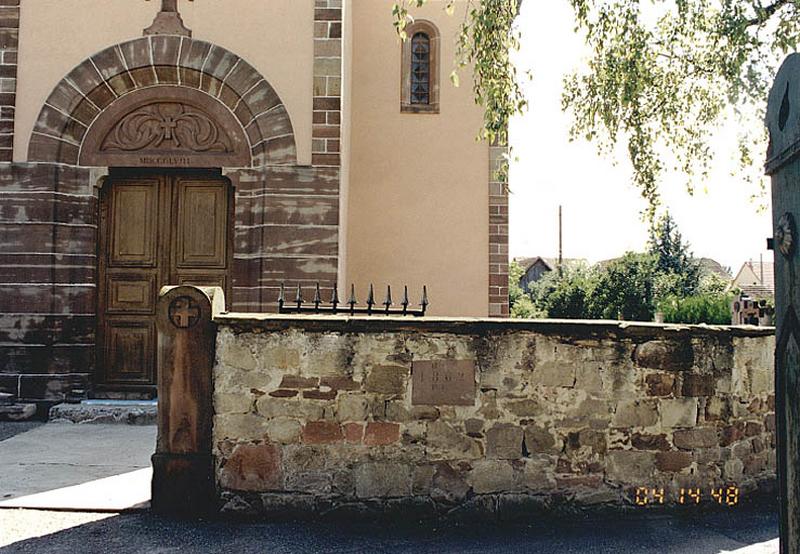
[213,316,776,517]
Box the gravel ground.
[0,507,779,554]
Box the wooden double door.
[97,171,232,394]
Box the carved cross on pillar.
[144,0,193,37]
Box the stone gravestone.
[767,53,800,554]
[151,285,223,515]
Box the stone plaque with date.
[411,360,476,406]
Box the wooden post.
[151,285,224,515]
[766,54,800,554]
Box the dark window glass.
[410,32,431,105]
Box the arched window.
[410,33,431,105]
[401,21,440,113]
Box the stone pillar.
[0,0,19,162]
[151,285,223,515]
[766,54,800,554]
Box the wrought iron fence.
[278,283,428,316]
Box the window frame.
[400,20,440,114]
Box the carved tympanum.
[102,102,232,154]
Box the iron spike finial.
[383,284,393,313]
[421,285,429,315]
[313,282,322,312]
[349,284,357,315]
[278,283,286,312]
[295,284,303,310]
[401,285,410,315]
[331,283,340,313]
[367,284,375,314]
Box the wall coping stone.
[214,313,774,339]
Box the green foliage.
[393,0,526,179]
[528,263,595,318]
[508,259,542,318]
[647,212,700,297]
[656,292,734,325]
[565,0,796,218]
[396,1,796,218]
[588,252,659,320]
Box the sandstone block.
[355,463,412,498]
[533,361,575,387]
[343,422,364,444]
[660,398,698,428]
[612,399,658,428]
[645,373,676,396]
[606,450,656,481]
[468,460,515,494]
[364,365,407,394]
[266,417,302,444]
[321,376,360,391]
[269,389,298,398]
[655,451,692,472]
[413,465,435,495]
[336,394,369,422]
[505,398,540,417]
[302,421,343,444]
[630,432,670,451]
[280,375,319,389]
[256,397,323,421]
[214,414,269,442]
[218,338,257,371]
[431,462,470,502]
[259,345,301,371]
[411,406,440,420]
[364,422,400,446]
[633,340,693,371]
[465,418,484,437]
[219,443,282,492]
[672,427,718,449]
[214,392,252,414]
[284,471,332,495]
[486,423,524,459]
[575,364,603,392]
[427,421,482,459]
[681,374,716,396]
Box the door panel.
[108,182,159,267]
[106,273,157,314]
[98,173,231,392]
[106,322,155,382]
[174,180,228,268]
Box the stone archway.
[28,36,296,168]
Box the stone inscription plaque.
[412,360,476,406]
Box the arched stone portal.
[28,36,296,168]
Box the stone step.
[49,400,157,425]
[0,402,37,421]
[0,392,13,405]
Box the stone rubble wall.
[212,317,775,518]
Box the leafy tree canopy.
[394,0,797,218]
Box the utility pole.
[558,205,563,277]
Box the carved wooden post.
[151,285,224,515]
[767,54,800,554]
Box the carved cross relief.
[144,0,194,37]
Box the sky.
[507,1,774,274]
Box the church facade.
[0,0,508,402]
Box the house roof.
[697,258,731,279]
[733,261,774,291]
[514,256,586,273]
